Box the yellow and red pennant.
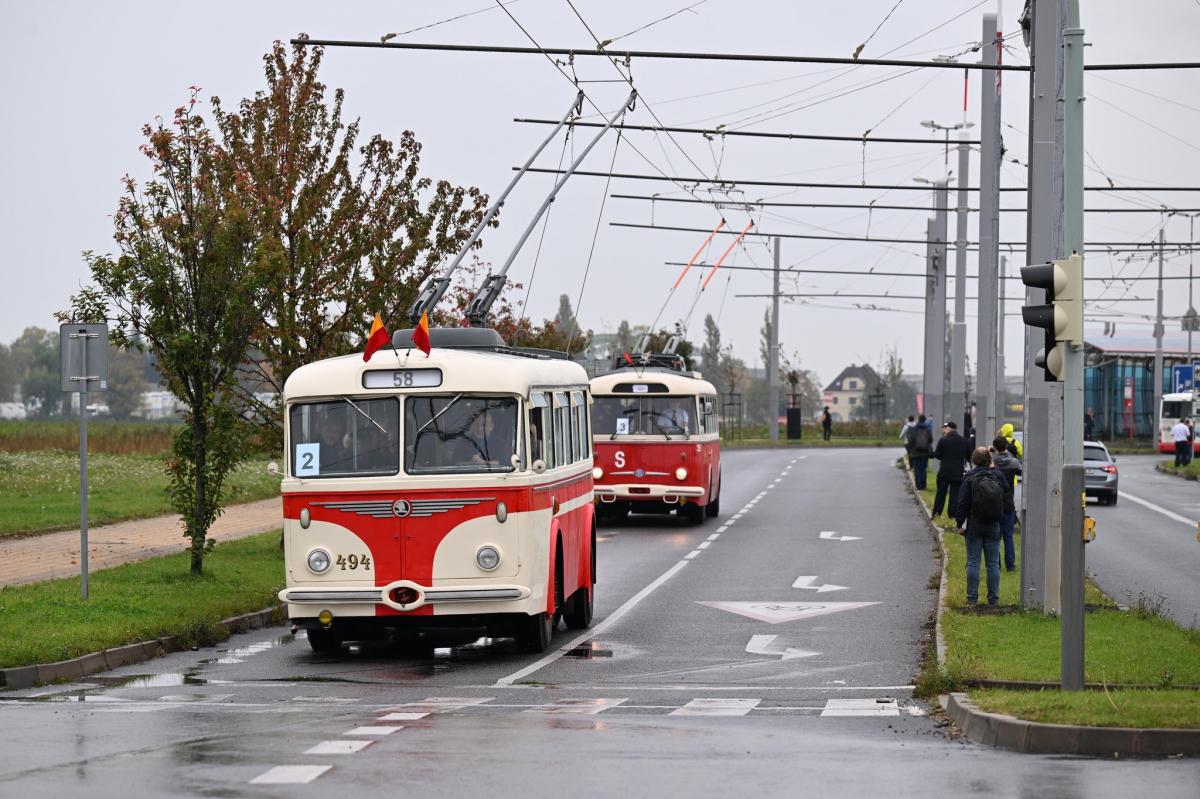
[362,313,389,362]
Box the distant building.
[821,364,881,422]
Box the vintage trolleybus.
[277,328,595,654]
[589,356,721,524]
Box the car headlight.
[675,466,688,481]
[307,548,331,574]
[476,545,501,571]
[592,466,604,480]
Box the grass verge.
[914,465,1200,728]
[0,451,280,539]
[0,419,180,455]
[0,531,284,668]
[1157,459,1200,481]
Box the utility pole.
[923,217,945,444]
[950,135,971,431]
[976,12,1002,443]
[769,237,781,444]
[1060,0,1087,691]
[1154,227,1165,437]
[998,254,1007,418]
[1022,0,1065,612]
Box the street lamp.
[921,119,974,166]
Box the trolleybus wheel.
[683,501,705,525]
[564,586,593,629]
[706,483,721,518]
[306,626,343,654]
[518,611,555,653]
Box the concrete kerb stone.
[946,692,1200,757]
[0,605,283,691]
[903,456,949,666]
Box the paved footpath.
[0,499,281,587]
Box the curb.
[0,606,284,691]
[1155,462,1199,482]
[943,692,1200,757]
[903,457,948,666]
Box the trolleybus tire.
[306,626,343,654]
[517,611,555,653]
[705,482,721,518]
[683,501,705,525]
[563,586,593,629]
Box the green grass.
[972,688,1200,728]
[0,531,284,668]
[0,451,280,539]
[913,462,1200,727]
[0,419,181,455]
[1157,459,1200,481]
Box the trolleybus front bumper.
[594,483,705,503]
[279,580,531,613]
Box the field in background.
[0,420,179,455]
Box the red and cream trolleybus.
[277,328,595,654]
[589,356,721,524]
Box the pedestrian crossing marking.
[305,740,373,755]
[344,725,404,736]
[669,698,760,716]
[820,698,900,717]
[525,698,627,715]
[379,711,430,721]
[250,765,331,784]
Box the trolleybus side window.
[404,395,518,474]
[289,398,400,478]
[553,392,568,467]
[571,390,587,462]
[530,392,550,467]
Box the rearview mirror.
[510,453,524,471]
[531,459,547,475]
[267,461,281,476]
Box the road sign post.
[60,323,108,600]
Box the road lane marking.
[716,525,730,533]
[820,698,899,717]
[344,726,403,736]
[698,541,711,549]
[745,634,820,660]
[792,576,848,593]
[1120,490,1198,527]
[819,530,862,542]
[378,711,429,721]
[526,698,626,715]
[250,765,332,784]
[305,740,373,755]
[707,533,720,540]
[670,698,761,716]
[494,559,690,687]
[684,550,701,559]
[698,601,880,624]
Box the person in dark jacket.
[991,436,1022,572]
[821,407,833,441]
[909,413,933,490]
[931,421,970,518]
[955,447,1005,606]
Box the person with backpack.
[909,413,933,490]
[954,447,1006,606]
[931,420,970,518]
[998,422,1023,460]
[899,415,916,450]
[991,436,1023,572]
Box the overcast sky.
[2,1,1198,386]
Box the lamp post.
[921,119,974,167]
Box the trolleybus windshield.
[592,395,694,436]
[405,395,519,474]
[289,398,400,478]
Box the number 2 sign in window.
[295,443,320,476]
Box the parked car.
[1083,440,1119,505]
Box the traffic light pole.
[976,13,1002,442]
[1060,1,1087,691]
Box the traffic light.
[1020,254,1083,381]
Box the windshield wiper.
[342,397,387,434]
[416,393,463,435]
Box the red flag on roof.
[622,352,634,366]
[362,313,389,362]
[412,311,432,357]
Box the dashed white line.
[250,765,332,785]
[684,550,701,560]
[305,740,373,755]
[706,533,720,541]
[698,541,711,549]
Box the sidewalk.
[0,499,281,587]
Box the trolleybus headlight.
[675,466,688,481]
[307,548,332,574]
[592,466,604,480]
[476,545,501,571]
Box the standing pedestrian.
[998,422,1023,460]
[955,447,1006,606]
[932,421,970,518]
[821,406,833,442]
[909,413,933,490]
[1172,417,1191,467]
[899,415,916,451]
[1187,418,1196,466]
[1084,407,1095,440]
[991,437,1022,572]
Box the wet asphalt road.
[1083,454,1200,626]
[2,448,1198,797]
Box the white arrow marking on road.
[698,600,881,624]
[819,530,862,542]
[792,576,848,593]
[745,634,820,660]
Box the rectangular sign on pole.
[60,323,109,601]
[1173,365,1194,394]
